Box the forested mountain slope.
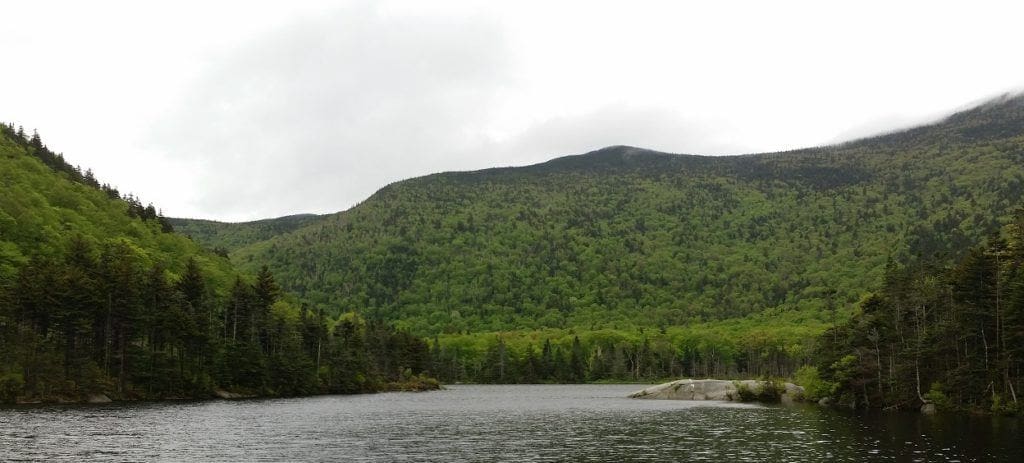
[0,126,234,286]
[186,94,1024,336]
[169,214,322,256]
[0,124,431,403]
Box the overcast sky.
[3,1,1023,222]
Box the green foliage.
[828,355,861,397]
[384,373,442,392]
[733,379,783,403]
[172,96,1024,344]
[990,394,1021,415]
[0,123,235,290]
[0,126,434,402]
[163,97,1024,387]
[425,318,823,384]
[0,372,24,403]
[756,378,784,402]
[734,382,757,402]
[9,92,1024,401]
[923,382,952,411]
[793,366,832,401]
[168,214,322,255]
[818,214,1024,412]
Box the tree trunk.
[915,361,925,403]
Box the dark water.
[1,384,1021,461]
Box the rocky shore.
[629,379,805,403]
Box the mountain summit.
[175,94,1024,335]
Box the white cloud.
[2,0,1024,221]
[146,3,512,220]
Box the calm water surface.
[1,384,1021,461]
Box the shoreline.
[8,378,442,407]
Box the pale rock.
[628,378,805,403]
[86,393,112,403]
[214,389,255,400]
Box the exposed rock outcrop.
[86,393,112,403]
[628,379,804,403]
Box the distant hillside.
[192,95,1024,337]
[170,214,322,255]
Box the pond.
[1,384,1020,461]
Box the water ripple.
[0,384,1020,462]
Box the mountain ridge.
[179,92,1024,230]
[173,93,1024,336]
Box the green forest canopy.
[0,124,432,403]
[179,95,1024,338]
[5,93,1022,402]
[166,95,1024,394]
